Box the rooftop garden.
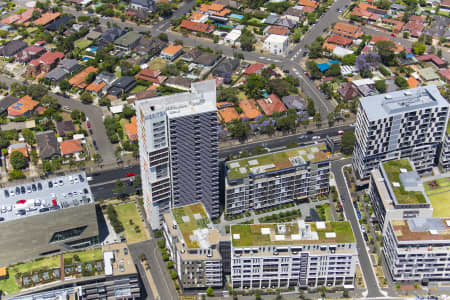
[171,203,211,249]
[231,221,354,247]
[227,144,327,180]
[382,159,427,204]
[424,177,450,217]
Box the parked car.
[357,211,362,219]
[338,130,344,135]
[312,136,321,140]
[363,232,369,241]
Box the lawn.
[148,57,168,71]
[316,203,333,221]
[63,247,103,264]
[114,203,149,244]
[172,203,209,248]
[425,177,450,217]
[0,256,60,294]
[75,39,93,50]
[131,85,147,93]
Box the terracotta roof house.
[86,81,106,95]
[0,40,27,57]
[417,54,447,68]
[199,3,231,18]
[439,69,450,82]
[244,63,264,75]
[239,98,262,120]
[180,19,214,33]
[136,68,167,84]
[190,11,208,23]
[13,8,37,25]
[26,51,64,76]
[36,131,60,160]
[8,95,39,117]
[297,0,319,11]
[33,12,60,26]
[124,116,138,143]
[1,14,20,25]
[410,15,426,22]
[56,120,75,137]
[217,102,240,123]
[265,25,290,36]
[14,45,45,63]
[59,139,83,157]
[382,18,405,33]
[69,66,98,89]
[257,94,287,116]
[327,34,353,47]
[442,0,450,9]
[404,21,425,37]
[338,82,360,100]
[0,96,18,114]
[160,44,183,61]
[333,22,363,39]
[370,35,390,44]
[407,76,419,88]
[8,143,29,158]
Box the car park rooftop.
[0,172,92,223]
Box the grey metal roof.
[408,218,446,232]
[360,85,449,121]
[58,58,81,73]
[0,96,19,113]
[45,67,69,81]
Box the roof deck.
[391,218,450,242]
[231,221,354,247]
[0,172,92,223]
[226,144,328,181]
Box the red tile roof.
[59,139,83,156]
[69,66,98,89]
[8,95,39,116]
[33,12,60,25]
[124,116,137,141]
[239,98,262,120]
[417,54,446,67]
[404,21,424,36]
[38,51,64,65]
[256,94,287,116]
[266,25,289,36]
[327,34,353,46]
[180,19,214,33]
[244,63,264,75]
[333,22,363,39]
[407,76,419,88]
[370,35,390,43]
[439,69,450,82]
[136,68,167,84]
[217,102,240,123]
[297,0,319,8]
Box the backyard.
[114,202,149,244]
[148,57,168,71]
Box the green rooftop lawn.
[114,203,149,244]
[231,221,354,247]
[424,177,450,217]
[172,203,210,249]
[383,159,427,204]
[63,247,103,263]
[227,144,327,180]
[75,39,93,50]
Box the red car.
[87,122,91,128]
[391,33,396,37]
[52,199,57,206]
[125,172,136,177]
[16,200,26,205]
[338,130,344,135]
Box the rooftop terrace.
[226,144,328,181]
[231,221,354,247]
[382,159,427,205]
[391,218,450,242]
[424,176,450,217]
[171,203,212,249]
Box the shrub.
[158,239,165,249]
[170,271,178,280]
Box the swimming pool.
[230,13,243,20]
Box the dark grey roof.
[390,3,406,10]
[424,15,450,37]
[45,15,73,31]
[0,96,18,113]
[213,58,240,75]
[0,40,27,57]
[36,131,60,160]
[281,95,306,110]
[181,48,202,61]
[58,58,81,73]
[113,76,135,88]
[130,0,155,10]
[284,7,303,17]
[264,15,279,25]
[193,52,219,66]
[44,67,69,82]
[98,26,126,44]
[97,72,116,85]
[165,77,192,89]
[56,120,75,137]
[275,17,297,29]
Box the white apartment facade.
[263,34,289,55]
[136,80,219,229]
[438,124,450,172]
[353,85,449,179]
[230,221,358,289]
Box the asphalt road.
[331,158,383,298]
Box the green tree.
[59,80,70,92]
[10,151,28,169]
[217,87,239,105]
[306,61,322,79]
[306,98,316,116]
[341,131,355,155]
[375,40,396,65]
[206,287,214,297]
[240,28,256,51]
[268,78,291,97]
[93,153,103,167]
[170,271,178,280]
[243,74,266,99]
[342,54,356,66]
[395,76,409,89]
[326,63,341,77]
[376,0,391,9]
[157,2,172,17]
[375,79,386,93]
[113,179,126,196]
[229,120,250,140]
[158,33,168,41]
[85,72,96,84]
[121,104,135,120]
[308,39,323,58]
[9,169,25,180]
[21,128,35,145]
[412,41,426,55]
[80,92,93,104]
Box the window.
[49,226,87,243]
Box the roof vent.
[385,95,392,99]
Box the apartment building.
[162,203,227,290]
[230,221,357,289]
[225,144,330,216]
[439,122,450,172]
[384,218,450,283]
[353,85,449,179]
[136,80,219,229]
[368,158,433,233]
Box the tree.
[9,169,25,180]
[59,80,70,92]
[157,2,172,17]
[308,39,323,58]
[395,76,409,89]
[306,61,322,79]
[342,54,356,66]
[206,287,214,297]
[376,0,391,9]
[240,28,256,51]
[229,120,250,140]
[22,128,35,145]
[412,41,426,54]
[10,151,28,170]
[32,9,41,20]
[158,33,168,41]
[341,131,355,155]
[375,40,395,65]
[27,84,48,99]
[94,153,103,167]
[306,98,316,116]
[243,74,266,99]
[375,80,386,93]
[268,79,291,97]
[217,87,239,105]
[80,92,93,104]
[170,271,178,280]
[121,104,135,119]
[113,179,126,196]
[85,72,96,84]
[326,63,341,77]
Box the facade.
[439,123,450,172]
[384,218,450,283]
[230,221,357,289]
[162,203,226,290]
[368,159,433,234]
[136,80,219,229]
[263,34,289,55]
[353,86,449,179]
[225,144,330,216]
[0,172,98,265]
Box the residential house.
[257,94,287,116]
[45,15,72,31]
[130,0,155,12]
[390,3,406,12]
[263,14,279,25]
[8,143,29,159]
[181,48,203,62]
[190,12,208,23]
[27,51,64,76]
[369,35,390,45]
[33,12,60,26]
[45,58,81,83]
[441,0,450,11]
[135,37,167,56]
[127,89,159,105]
[239,98,262,120]
[199,3,231,22]
[60,139,83,159]
[263,34,289,55]
[86,71,116,96]
[417,54,447,68]
[0,40,27,58]
[86,29,102,41]
[275,17,297,29]
[332,22,363,39]
[417,67,441,83]
[217,102,239,123]
[97,26,126,47]
[165,77,192,91]
[244,63,264,75]
[297,0,319,12]
[407,76,419,88]
[108,76,136,98]
[36,131,60,160]
[283,7,303,23]
[180,19,214,33]
[424,16,450,40]
[8,95,39,118]
[193,52,219,66]
[338,82,360,100]
[439,69,450,83]
[124,116,137,143]
[136,68,167,84]
[114,31,142,51]
[69,66,98,89]
[281,95,305,110]
[0,96,18,114]
[352,79,375,97]
[224,29,241,45]
[382,18,405,34]
[212,58,240,83]
[56,120,75,137]
[404,21,425,37]
[160,45,183,61]
[14,46,45,64]
[1,8,37,25]
[327,34,353,47]
[265,25,290,36]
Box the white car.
[312,136,321,140]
